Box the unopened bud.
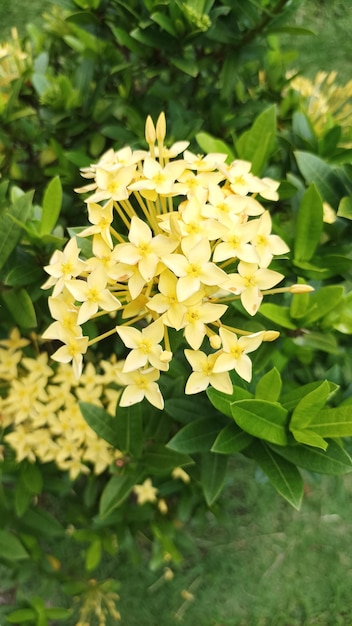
[145,115,156,145]
[158,498,168,514]
[263,330,280,342]
[181,590,194,602]
[289,284,314,294]
[164,567,174,581]
[160,349,172,363]
[156,112,166,142]
[209,334,221,349]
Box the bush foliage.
[2,1,352,624]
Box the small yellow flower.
[134,478,158,505]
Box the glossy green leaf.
[281,380,339,412]
[195,132,235,162]
[337,196,352,219]
[231,400,288,445]
[294,183,323,262]
[0,191,33,270]
[79,403,120,448]
[211,422,252,454]
[151,11,177,37]
[164,396,212,423]
[255,368,282,402]
[290,380,330,430]
[0,530,29,561]
[249,442,303,510]
[207,385,252,418]
[201,452,228,506]
[40,176,62,235]
[1,288,37,328]
[170,56,199,77]
[258,304,296,329]
[300,286,344,325]
[294,151,344,207]
[143,445,193,474]
[236,105,276,175]
[114,402,143,458]
[290,428,328,450]
[167,417,220,454]
[309,406,352,438]
[271,440,352,475]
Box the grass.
[113,458,352,626]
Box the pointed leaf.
[167,417,220,454]
[300,285,344,325]
[271,440,352,475]
[290,428,328,450]
[255,368,282,402]
[143,445,193,474]
[165,396,212,423]
[195,131,235,162]
[231,400,288,445]
[201,452,228,506]
[281,380,339,411]
[0,191,33,269]
[0,531,29,561]
[79,402,120,448]
[211,422,252,454]
[40,176,62,235]
[258,304,297,329]
[309,406,352,438]
[236,105,276,175]
[249,442,303,509]
[290,380,330,430]
[1,288,37,328]
[99,471,142,519]
[115,402,143,458]
[295,151,344,207]
[294,183,323,262]
[207,385,252,418]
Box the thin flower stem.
[87,327,117,346]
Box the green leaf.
[249,442,303,509]
[290,428,328,450]
[151,11,177,37]
[211,422,252,454]
[309,406,352,438]
[195,131,235,162]
[299,285,344,325]
[258,304,296,329]
[143,445,193,474]
[207,385,252,418]
[167,417,220,454]
[164,396,212,423]
[201,452,228,506]
[45,608,73,620]
[99,472,141,519]
[294,151,345,207]
[290,380,330,430]
[294,183,323,262]
[236,105,276,175]
[1,288,37,328]
[6,609,36,623]
[40,176,62,235]
[170,56,199,77]
[85,538,102,572]
[231,400,288,446]
[281,380,339,412]
[271,440,352,475]
[79,402,120,448]
[255,368,281,402]
[22,508,64,537]
[338,196,352,219]
[115,402,143,458]
[0,191,33,270]
[0,531,29,561]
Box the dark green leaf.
[1,288,37,328]
[271,440,352,475]
[143,445,193,474]
[249,442,303,509]
[167,417,220,454]
[236,105,276,175]
[79,402,120,448]
[0,531,29,561]
[99,472,142,519]
[294,151,345,207]
[201,452,228,506]
[211,422,252,454]
[115,402,143,458]
[0,191,33,270]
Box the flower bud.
[262,330,280,342]
[289,284,314,294]
[145,115,156,145]
[156,112,166,142]
[209,334,221,349]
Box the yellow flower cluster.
[0,329,123,479]
[42,113,294,410]
[289,71,352,146]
